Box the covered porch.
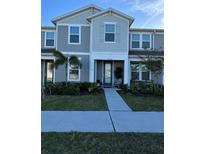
[89,53,129,87]
[95,60,124,87]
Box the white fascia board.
[91,52,128,60]
[61,52,90,55]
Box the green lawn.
[120,93,164,111]
[42,132,164,154]
[41,94,108,111]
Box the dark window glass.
[142,72,150,80]
[70,35,79,43]
[132,41,140,48]
[142,42,150,49]
[46,40,54,46]
[105,33,114,42]
[131,72,139,80]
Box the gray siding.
[57,26,90,52]
[92,13,129,52]
[55,55,89,82]
[57,9,99,25]
[154,34,164,50]
[151,72,164,85]
[41,31,45,48]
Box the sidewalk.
[42,89,164,133]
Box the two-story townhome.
[41,4,164,87]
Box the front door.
[104,61,112,87]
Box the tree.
[139,51,164,83]
[52,50,81,84]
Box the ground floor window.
[131,63,151,81]
[69,64,80,81]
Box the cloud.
[122,0,164,28]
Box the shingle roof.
[129,50,164,56]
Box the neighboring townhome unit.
[41,4,164,87]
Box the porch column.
[89,57,95,82]
[124,58,129,85]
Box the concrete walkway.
[104,88,132,111]
[42,88,164,133]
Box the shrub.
[153,84,164,96]
[80,82,92,91]
[119,84,128,93]
[63,84,80,95]
[88,83,100,94]
[131,81,164,96]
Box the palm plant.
[52,50,81,84]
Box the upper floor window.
[131,33,151,49]
[105,23,115,42]
[69,26,80,44]
[142,34,151,49]
[131,34,140,49]
[45,32,55,47]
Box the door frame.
[103,61,112,87]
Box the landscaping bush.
[44,82,101,95]
[119,84,128,93]
[153,84,164,96]
[63,84,80,95]
[88,83,101,94]
[131,81,164,96]
[80,82,92,91]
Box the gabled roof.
[51,4,103,24]
[87,8,134,26]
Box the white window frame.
[67,62,81,82]
[130,33,152,50]
[104,22,116,43]
[44,31,55,48]
[141,34,151,50]
[130,63,151,81]
[68,25,81,45]
[131,34,140,49]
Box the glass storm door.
[104,62,112,86]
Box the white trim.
[44,31,56,48]
[130,32,152,50]
[41,56,55,60]
[153,33,155,49]
[52,4,103,23]
[42,60,45,86]
[102,61,104,84]
[56,25,58,50]
[126,20,129,55]
[53,57,56,83]
[104,22,116,43]
[61,52,90,55]
[68,25,81,45]
[155,32,164,35]
[67,60,81,82]
[112,61,114,86]
[90,20,93,53]
[57,23,90,27]
[94,60,97,82]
